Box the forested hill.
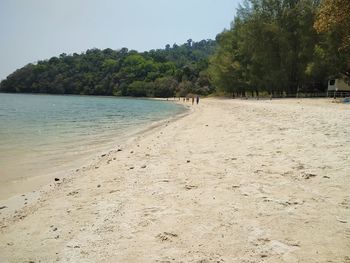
[0,39,216,97]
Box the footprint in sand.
[156,232,178,242]
[344,228,350,239]
[138,220,151,227]
[67,190,79,196]
[339,198,350,209]
[185,185,198,190]
[155,259,173,263]
[301,172,317,180]
[343,256,350,263]
[196,258,224,263]
[142,207,162,216]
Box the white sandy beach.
[0,98,349,262]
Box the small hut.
[328,78,350,97]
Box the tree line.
[1,0,349,98]
[209,0,350,97]
[0,40,216,97]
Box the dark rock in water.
[53,227,58,231]
[54,178,60,182]
[187,160,191,163]
[0,206,7,210]
[117,148,122,152]
[101,154,106,157]
[129,167,135,170]
[130,151,134,154]
[141,165,147,169]
[97,184,101,188]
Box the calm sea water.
[0,93,185,199]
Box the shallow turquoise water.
[0,94,185,198]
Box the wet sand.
[0,98,349,262]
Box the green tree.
[128,81,153,97]
[154,77,178,97]
[209,0,326,97]
[314,0,350,79]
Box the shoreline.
[0,98,349,262]
[0,99,191,218]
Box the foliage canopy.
[0,40,216,97]
[1,0,349,98]
[209,0,350,97]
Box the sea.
[0,93,186,200]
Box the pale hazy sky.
[0,0,240,80]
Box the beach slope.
[0,98,349,262]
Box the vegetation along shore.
[1,1,349,98]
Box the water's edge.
[0,100,190,204]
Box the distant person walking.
[191,97,194,105]
[196,95,199,104]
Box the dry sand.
[0,98,349,262]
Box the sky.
[0,0,240,80]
